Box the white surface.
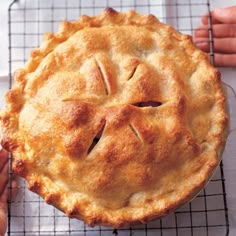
[0,77,9,110]
[0,1,11,76]
[0,0,236,235]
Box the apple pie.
[0,8,228,227]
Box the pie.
[0,8,228,227]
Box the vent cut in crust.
[0,8,228,228]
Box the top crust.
[0,8,228,227]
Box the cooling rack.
[7,0,230,235]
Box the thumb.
[212,6,236,24]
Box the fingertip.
[211,8,224,22]
[11,180,18,200]
[194,27,201,37]
[11,179,18,188]
[194,41,210,53]
[201,10,223,25]
[201,15,208,25]
[194,26,209,38]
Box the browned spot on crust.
[28,180,41,193]
[1,138,18,152]
[45,193,60,204]
[107,106,133,128]
[104,7,118,15]
[67,206,81,217]
[58,102,92,128]
[13,159,27,177]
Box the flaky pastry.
[0,8,228,227]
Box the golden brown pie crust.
[0,8,228,227]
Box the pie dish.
[0,8,228,227]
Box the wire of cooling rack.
[7,0,230,235]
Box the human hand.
[194,6,236,67]
[0,147,17,236]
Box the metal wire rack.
[7,0,230,235]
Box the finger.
[212,6,236,24]
[0,180,18,203]
[9,180,18,201]
[194,38,211,52]
[194,24,236,38]
[214,54,236,67]
[201,6,236,25]
[0,183,8,219]
[0,180,17,236]
[201,14,221,25]
[194,25,208,38]
[0,163,8,195]
[0,147,8,171]
[0,184,8,205]
[195,37,236,54]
